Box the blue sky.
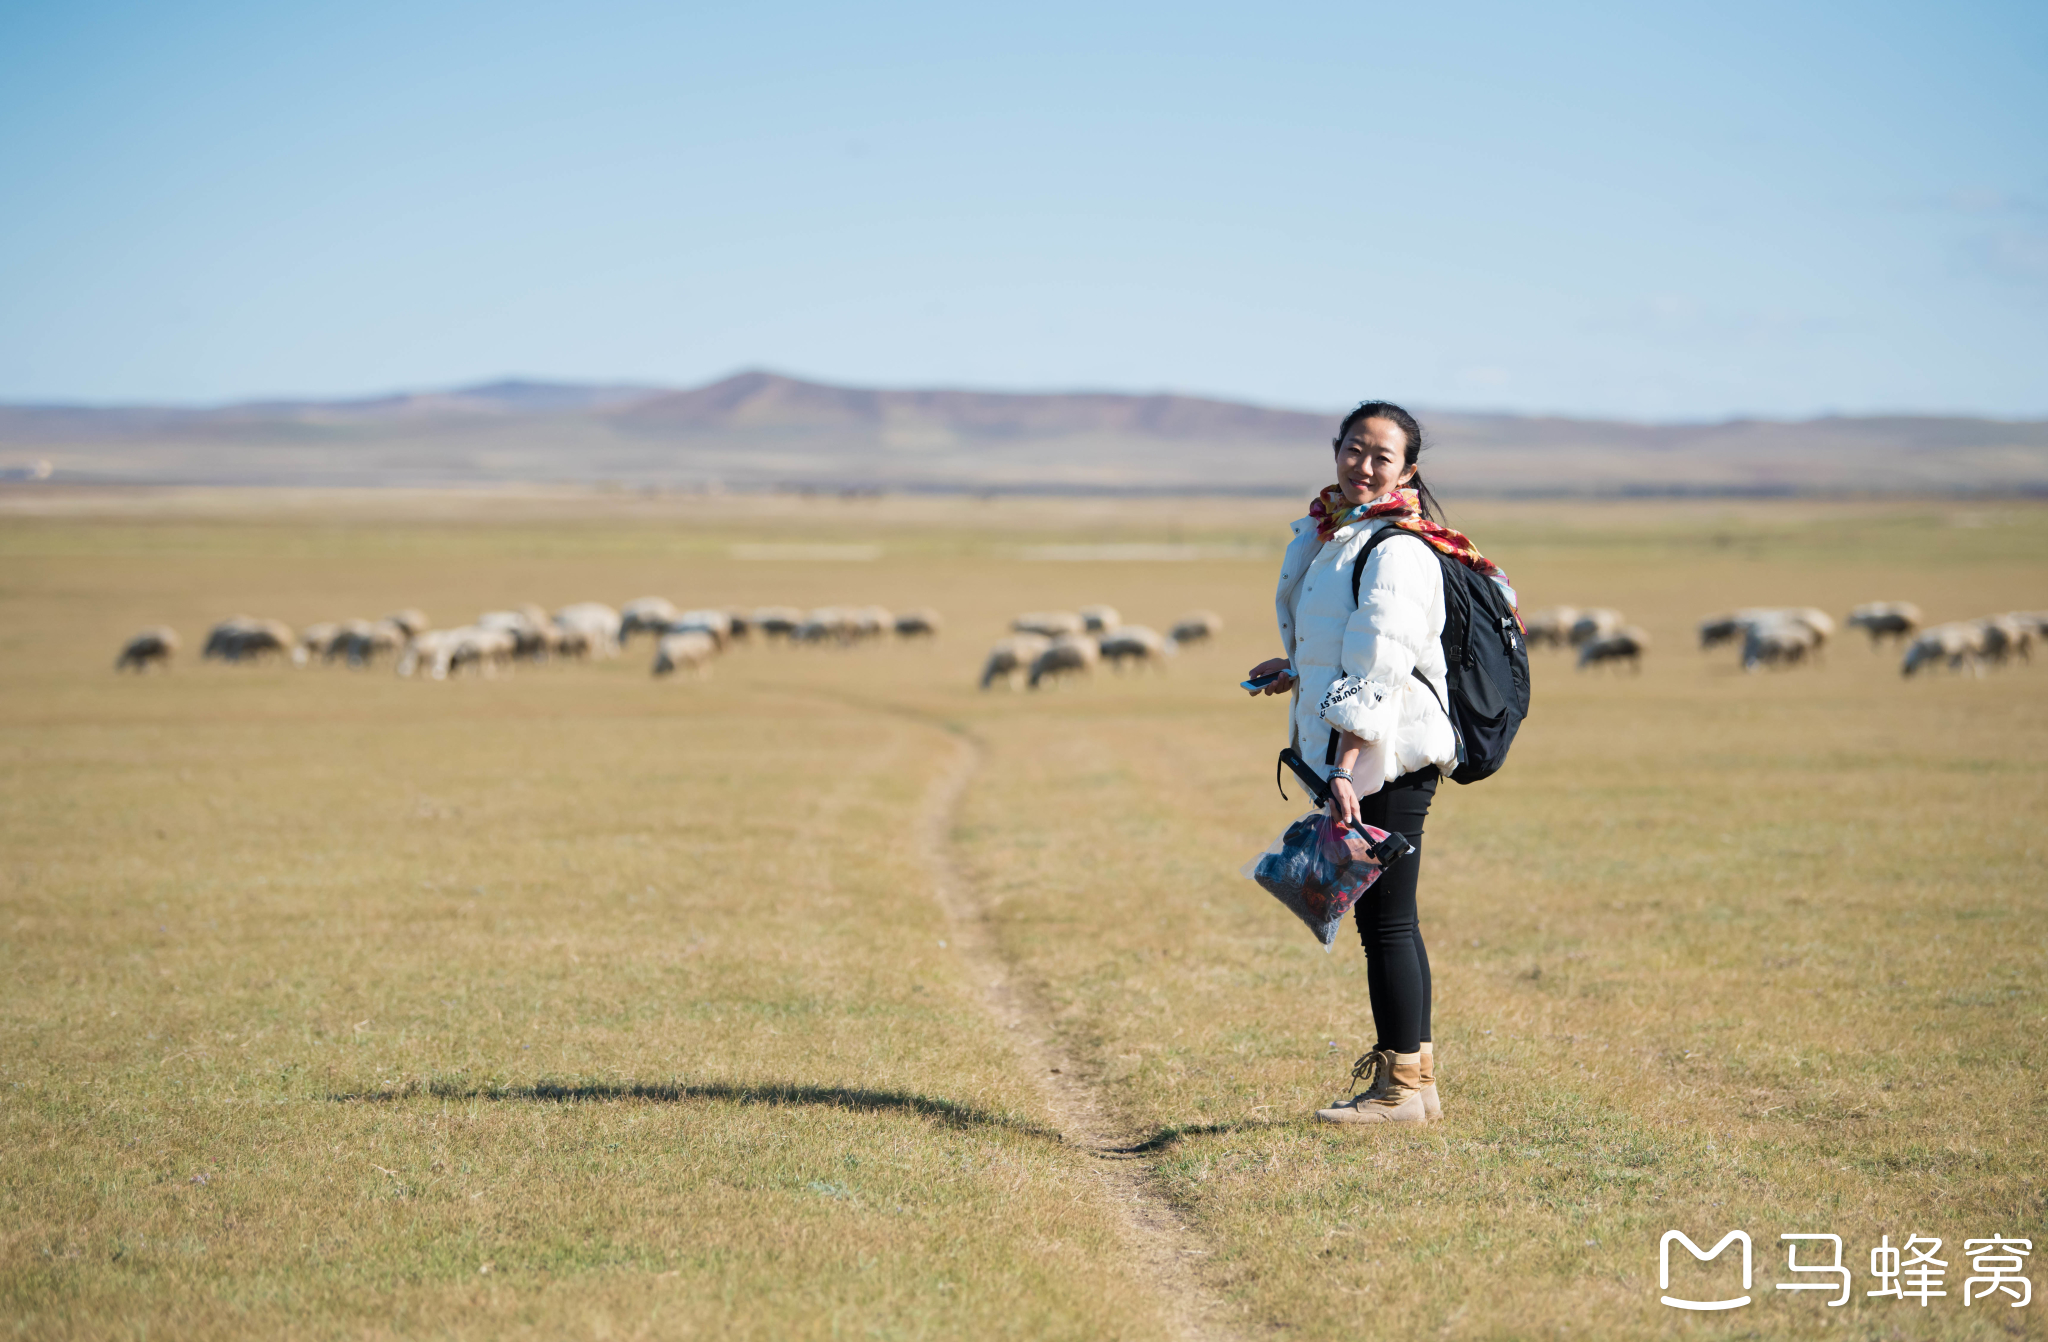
[0,0,2042,418]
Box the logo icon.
[1661,1231,1753,1311]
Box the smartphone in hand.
[1241,671,1284,691]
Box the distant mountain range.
[3,371,2044,496]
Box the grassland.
[2,490,2043,1339]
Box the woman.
[1245,401,1514,1125]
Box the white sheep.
[479,608,557,660]
[553,603,622,659]
[1029,633,1100,689]
[2008,611,2048,641]
[1014,611,1085,638]
[1098,625,1172,673]
[1701,607,1827,659]
[1570,608,1625,647]
[795,608,855,645]
[652,629,718,678]
[979,633,1051,690]
[619,597,680,644]
[332,618,405,667]
[1741,617,1818,672]
[668,609,735,651]
[1523,607,1578,650]
[397,626,515,680]
[115,626,178,672]
[1902,622,1985,677]
[292,622,342,667]
[383,608,429,638]
[1977,615,2031,667]
[1785,607,1834,649]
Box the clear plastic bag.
[1242,810,1416,950]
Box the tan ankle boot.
[1419,1044,1441,1121]
[1316,1050,1427,1125]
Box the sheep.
[383,609,429,638]
[619,597,680,644]
[319,619,371,665]
[852,606,893,641]
[1029,633,1100,688]
[894,608,943,638]
[1523,607,1579,650]
[1698,612,1752,650]
[1848,602,1921,647]
[652,629,718,678]
[752,606,804,640]
[2008,611,2048,641]
[554,603,622,659]
[479,608,556,660]
[115,626,178,672]
[1577,625,1649,672]
[1099,625,1172,673]
[396,630,447,678]
[1977,615,2031,668]
[1570,608,1625,647]
[979,633,1051,690]
[1785,607,1835,649]
[454,627,516,678]
[668,609,734,651]
[1741,617,1818,672]
[396,626,515,680]
[203,617,294,664]
[795,608,854,645]
[1169,610,1224,647]
[1014,611,1085,638]
[1701,607,1825,654]
[723,609,752,642]
[1078,604,1121,634]
[332,618,405,667]
[1902,622,1986,677]
[292,622,342,667]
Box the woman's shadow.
[330,1077,1287,1154]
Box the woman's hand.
[1327,774,1361,829]
[1246,656,1296,697]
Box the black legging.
[1352,766,1438,1054]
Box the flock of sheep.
[109,594,2038,687]
[1852,603,2044,676]
[112,599,945,681]
[979,606,1222,689]
[1524,607,1650,670]
[1517,600,2046,677]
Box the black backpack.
[1350,526,1531,784]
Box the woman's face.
[1335,416,1415,506]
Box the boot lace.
[1348,1050,1389,1099]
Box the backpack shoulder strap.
[1349,524,1424,606]
[1350,526,1455,718]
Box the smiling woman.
[1246,399,1518,1126]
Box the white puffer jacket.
[1274,512,1458,789]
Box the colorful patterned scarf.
[1309,485,1515,597]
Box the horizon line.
[2,367,2044,429]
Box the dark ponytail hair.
[1334,400,1442,522]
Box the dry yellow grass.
[1,492,2043,1339]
